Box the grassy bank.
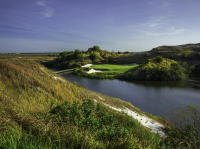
[0,58,163,148]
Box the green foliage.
[50,46,124,69]
[50,99,131,141]
[152,56,163,63]
[89,52,102,62]
[124,57,186,81]
[87,45,102,53]
[49,99,163,148]
[74,49,84,59]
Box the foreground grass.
[0,58,162,149]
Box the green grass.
[75,64,139,79]
[91,64,138,73]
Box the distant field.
[91,64,139,74]
[0,54,57,62]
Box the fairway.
[91,64,139,73]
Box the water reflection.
[61,74,200,117]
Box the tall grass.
[0,58,162,148]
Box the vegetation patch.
[51,99,135,141]
[45,46,126,70]
[124,56,186,81]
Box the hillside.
[0,57,167,149]
[150,43,200,64]
[113,43,200,65]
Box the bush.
[50,99,131,141]
[87,45,102,53]
[74,49,84,59]
[124,57,186,81]
[89,52,102,62]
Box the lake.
[61,74,200,117]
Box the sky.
[0,0,200,53]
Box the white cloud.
[36,1,46,6]
[36,0,54,18]
[127,16,185,37]
[145,17,166,28]
[44,7,54,18]
[142,27,185,36]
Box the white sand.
[82,64,93,68]
[53,76,66,82]
[82,64,102,74]
[98,96,105,101]
[86,69,102,74]
[102,102,165,137]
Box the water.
[61,74,200,116]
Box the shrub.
[87,45,102,53]
[89,52,102,62]
[124,57,186,81]
[50,99,131,141]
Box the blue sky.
[0,0,200,52]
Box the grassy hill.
[150,43,200,64]
[112,43,200,65]
[0,57,165,149]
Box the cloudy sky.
[0,0,200,52]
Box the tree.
[74,49,84,59]
[87,45,102,53]
[89,52,102,62]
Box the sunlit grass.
[91,64,139,73]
